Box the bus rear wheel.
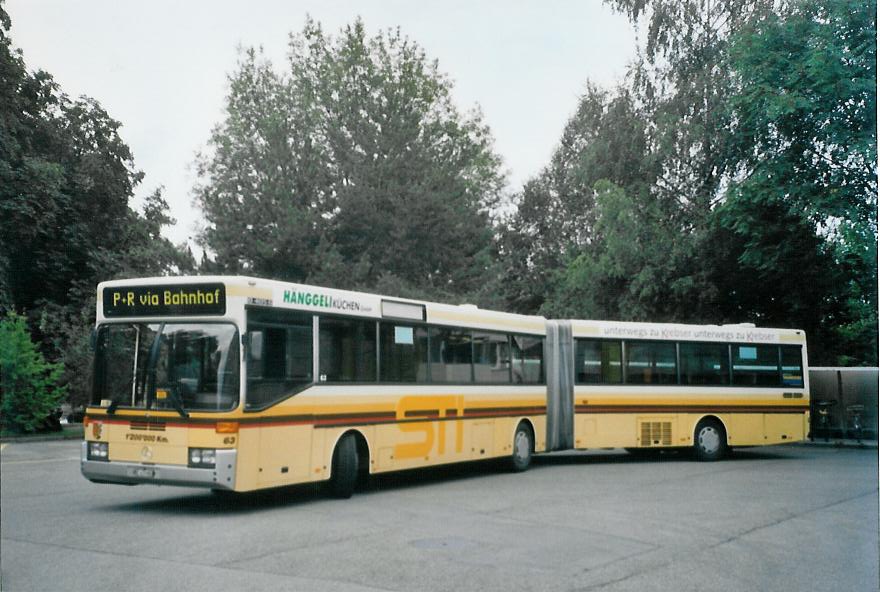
[328,433,359,498]
[509,422,534,472]
[694,419,727,462]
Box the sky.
[6,0,637,247]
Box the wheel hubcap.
[514,430,530,460]
[698,426,720,453]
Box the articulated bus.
[82,276,810,497]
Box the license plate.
[128,467,155,479]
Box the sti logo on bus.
[103,283,226,317]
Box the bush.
[0,312,66,433]
[39,297,96,410]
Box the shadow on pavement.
[96,483,325,515]
[93,447,799,514]
[534,447,792,466]
[95,460,508,514]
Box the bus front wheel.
[328,433,359,498]
[694,419,727,462]
[509,422,534,472]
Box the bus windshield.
[92,323,240,412]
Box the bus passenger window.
[732,344,779,387]
[429,328,473,383]
[512,335,544,384]
[680,342,730,386]
[319,318,377,382]
[625,341,676,385]
[575,340,622,384]
[780,345,804,387]
[379,323,429,382]
[473,332,511,383]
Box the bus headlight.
[87,442,109,461]
[188,448,216,468]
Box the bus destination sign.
[103,283,226,317]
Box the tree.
[567,0,877,364]
[598,1,782,320]
[542,180,703,322]
[500,76,719,322]
[707,192,845,364]
[724,0,877,364]
[1,10,191,314]
[499,85,655,314]
[0,312,65,433]
[607,0,773,217]
[0,6,194,406]
[593,1,779,323]
[0,76,141,313]
[728,0,876,231]
[195,19,503,301]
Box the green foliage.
[543,181,710,322]
[558,0,775,324]
[608,0,770,215]
[0,7,194,405]
[499,85,656,313]
[707,192,846,364]
[0,312,65,433]
[503,0,876,366]
[728,0,877,231]
[0,47,190,312]
[500,79,716,321]
[724,0,877,364]
[195,18,502,300]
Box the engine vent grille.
[640,421,672,446]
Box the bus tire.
[328,433,359,498]
[694,419,727,462]
[509,422,534,472]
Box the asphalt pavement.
[1,440,878,592]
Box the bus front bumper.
[81,443,237,490]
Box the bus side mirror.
[89,328,98,352]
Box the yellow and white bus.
[82,276,809,496]
[83,276,547,496]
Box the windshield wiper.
[166,385,190,419]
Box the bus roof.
[568,318,806,345]
[97,275,547,335]
[96,276,805,342]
